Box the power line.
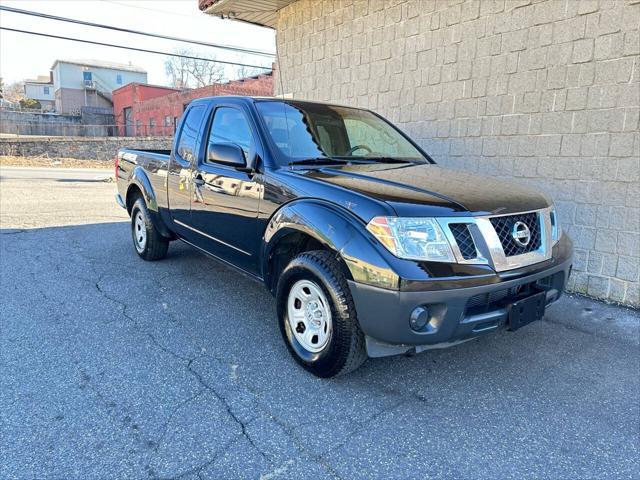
[99,0,204,19]
[0,27,273,71]
[0,5,275,58]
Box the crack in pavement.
[186,358,269,460]
[165,435,245,480]
[7,232,383,480]
[75,366,158,458]
[145,388,208,480]
[92,274,273,477]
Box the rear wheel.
[130,197,169,261]
[277,250,367,377]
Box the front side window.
[43,86,50,95]
[176,105,206,163]
[206,107,253,160]
[256,101,426,166]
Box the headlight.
[366,217,455,262]
[550,208,562,244]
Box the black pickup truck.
[116,96,573,377]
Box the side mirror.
[207,142,246,168]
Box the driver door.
[189,105,262,274]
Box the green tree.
[3,81,24,103]
[19,98,42,110]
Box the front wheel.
[130,197,169,261]
[276,250,367,377]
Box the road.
[1,166,638,479]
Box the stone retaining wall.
[0,136,172,161]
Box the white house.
[51,59,147,114]
[23,74,55,111]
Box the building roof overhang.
[198,0,295,28]
[50,59,147,74]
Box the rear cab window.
[176,105,206,164]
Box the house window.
[43,86,50,95]
[116,74,123,85]
[164,116,171,127]
[149,118,156,135]
[83,71,92,81]
[136,119,141,136]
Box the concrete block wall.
[276,0,640,306]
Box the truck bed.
[116,148,171,211]
[120,148,171,159]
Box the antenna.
[275,42,286,100]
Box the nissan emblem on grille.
[511,221,531,247]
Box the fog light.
[410,306,429,331]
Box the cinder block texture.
[276,0,639,306]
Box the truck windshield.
[255,101,427,166]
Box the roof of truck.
[190,95,363,111]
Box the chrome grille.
[437,208,552,272]
[449,223,476,260]
[490,212,541,257]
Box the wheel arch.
[125,183,144,215]
[126,167,173,239]
[127,166,158,213]
[262,199,399,293]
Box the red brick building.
[112,71,274,136]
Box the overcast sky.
[0,0,276,85]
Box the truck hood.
[299,163,551,217]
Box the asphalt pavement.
[1,166,638,479]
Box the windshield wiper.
[332,156,415,164]
[288,157,350,166]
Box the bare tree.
[165,49,225,88]
[234,65,263,80]
[190,58,225,87]
[165,52,191,88]
[3,81,25,103]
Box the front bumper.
[349,240,573,358]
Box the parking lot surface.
[1,166,639,479]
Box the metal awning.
[199,0,295,28]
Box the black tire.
[130,197,169,261]
[276,250,367,378]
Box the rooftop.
[24,75,53,85]
[50,59,147,74]
[112,82,185,94]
